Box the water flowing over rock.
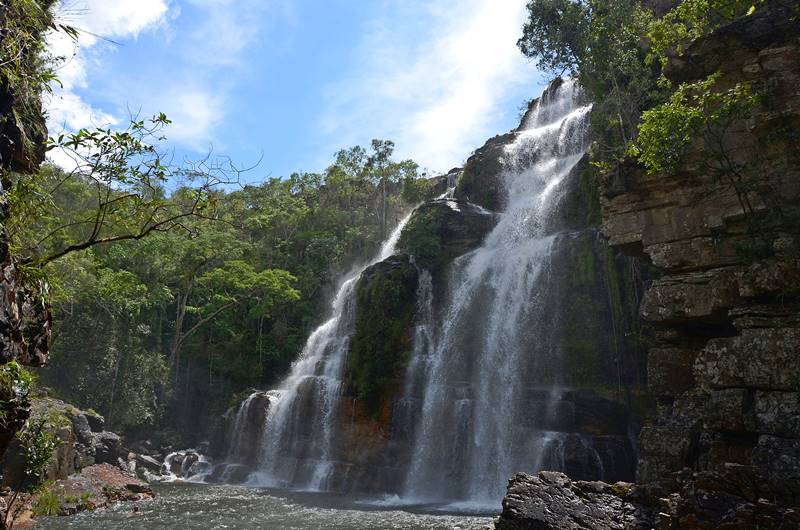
[401,79,609,506]
[212,212,416,489]
[214,79,646,501]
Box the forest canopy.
[11,124,429,440]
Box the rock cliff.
[499,2,800,528]
[0,0,54,465]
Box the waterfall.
[402,79,593,505]
[236,211,415,490]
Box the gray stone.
[496,472,652,530]
[92,431,122,465]
[704,389,756,433]
[755,391,800,437]
[648,348,697,396]
[695,328,800,391]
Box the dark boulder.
[453,132,515,211]
[209,390,275,465]
[397,198,497,273]
[496,471,652,530]
[92,431,122,465]
[84,410,105,432]
[347,255,419,415]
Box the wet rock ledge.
[496,470,800,530]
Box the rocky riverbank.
[0,398,162,528]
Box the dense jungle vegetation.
[10,119,428,442]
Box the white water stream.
[220,79,595,507]
[402,79,592,505]
[239,211,416,490]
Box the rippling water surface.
[37,483,496,530]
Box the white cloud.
[47,91,117,132]
[319,0,539,173]
[45,0,286,164]
[45,0,171,160]
[158,90,224,151]
[73,0,169,42]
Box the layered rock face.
[602,0,800,501]
[498,5,800,529]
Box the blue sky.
[47,0,545,181]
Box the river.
[37,483,496,529]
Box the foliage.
[7,115,239,266]
[518,0,770,178]
[31,489,61,517]
[17,416,60,487]
[518,0,663,164]
[0,362,31,446]
[630,73,757,174]
[518,0,591,75]
[647,0,764,68]
[0,362,33,399]
[28,139,425,438]
[0,0,64,172]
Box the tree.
[169,259,300,377]
[518,0,662,164]
[517,0,591,75]
[7,115,243,267]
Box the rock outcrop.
[453,133,516,211]
[1,399,125,489]
[397,198,497,273]
[3,464,154,529]
[497,472,652,530]
[0,4,54,469]
[210,390,272,463]
[602,0,800,500]
[347,255,420,414]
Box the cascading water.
[234,211,415,490]
[216,79,635,504]
[402,79,593,506]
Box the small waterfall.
[226,393,260,460]
[234,211,415,490]
[402,79,593,505]
[402,269,434,398]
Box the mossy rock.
[453,132,516,211]
[347,255,419,416]
[397,199,496,273]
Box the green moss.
[579,166,602,227]
[397,208,445,272]
[41,407,71,430]
[453,134,512,211]
[603,246,625,322]
[347,259,418,416]
[570,234,597,285]
[457,160,499,211]
[610,482,633,497]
